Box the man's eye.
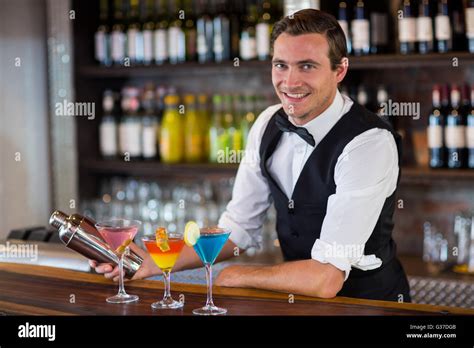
[301,64,315,70]
[273,63,286,69]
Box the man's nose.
[283,68,303,89]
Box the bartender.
[91,9,411,302]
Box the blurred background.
[1,0,474,307]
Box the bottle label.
[467,124,474,148]
[351,19,370,50]
[416,16,433,42]
[427,125,443,148]
[466,8,474,39]
[445,126,466,148]
[100,122,117,156]
[154,29,168,61]
[143,29,153,62]
[256,23,270,57]
[168,27,181,59]
[435,15,451,40]
[399,17,417,42]
[142,125,157,158]
[197,34,207,55]
[240,36,257,60]
[120,122,142,156]
[127,28,140,59]
[94,30,107,62]
[111,30,125,62]
[338,20,350,45]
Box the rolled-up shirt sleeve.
[218,105,281,250]
[311,128,399,281]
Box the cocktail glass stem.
[117,249,127,297]
[162,269,172,303]
[205,263,215,308]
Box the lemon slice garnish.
[184,221,200,247]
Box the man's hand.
[89,242,161,282]
[215,265,248,288]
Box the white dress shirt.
[218,90,399,281]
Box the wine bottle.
[142,0,155,65]
[95,0,112,66]
[126,0,144,65]
[168,0,186,64]
[399,0,417,54]
[196,0,214,63]
[451,0,467,51]
[351,0,370,56]
[100,90,118,159]
[467,0,474,53]
[337,1,352,55]
[119,87,142,160]
[445,84,467,168]
[141,83,158,160]
[153,0,169,65]
[468,85,474,168]
[256,0,272,61]
[184,0,197,61]
[428,85,446,169]
[435,0,452,53]
[213,0,231,62]
[416,0,434,54]
[240,1,258,61]
[376,85,393,127]
[370,0,388,54]
[111,0,126,65]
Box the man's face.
[272,33,346,125]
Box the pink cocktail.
[96,219,141,304]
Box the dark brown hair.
[271,9,348,71]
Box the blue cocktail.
[192,227,230,315]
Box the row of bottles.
[337,0,474,56]
[99,83,269,163]
[428,83,474,169]
[95,0,282,66]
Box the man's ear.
[335,57,349,83]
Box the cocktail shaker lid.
[49,210,76,244]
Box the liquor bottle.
[376,85,392,127]
[222,94,235,153]
[196,0,214,63]
[451,0,467,51]
[209,94,225,163]
[197,94,210,160]
[370,0,388,54]
[184,94,204,163]
[256,0,272,61]
[99,90,118,159]
[141,83,158,160]
[445,84,467,168]
[240,1,258,61]
[95,0,112,66]
[467,0,474,53]
[126,0,144,65]
[154,0,169,65]
[213,0,231,62]
[160,93,184,163]
[142,0,155,65]
[351,0,370,56]
[417,0,434,54]
[168,0,186,64]
[399,0,417,54]
[111,0,126,65]
[183,0,197,61]
[242,94,256,149]
[337,1,352,55]
[119,87,142,160]
[435,0,452,53]
[468,85,474,168]
[427,85,446,169]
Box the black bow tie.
[275,110,315,147]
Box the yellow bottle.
[198,94,210,161]
[184,94,203,163]
[160,94,184,163]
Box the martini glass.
[192,227,231,315]
[142,233,185,309]
[96,219,141,304]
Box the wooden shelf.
[81,159,474,183]
[78,52,474,79]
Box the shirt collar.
[287,89,345,147]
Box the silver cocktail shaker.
[49,210,143,278]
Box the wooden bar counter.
[1,263,473,316]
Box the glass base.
[151,299,184,309]
[106,294,139,304]
[192,305,227,316]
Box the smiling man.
[90,9,411,302]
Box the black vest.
[259,103,411,302]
